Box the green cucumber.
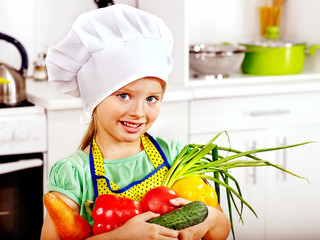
[147,201,208,230]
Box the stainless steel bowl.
[189,44,246,78]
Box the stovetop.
[0,100,34,109]
[0,100,45,117]
[0,100,47,155]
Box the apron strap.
[89,133,170,201]
[144,133,170,169]
[89,139,99,200]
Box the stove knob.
[0,129,12,143]
[14,127,29,141]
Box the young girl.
[41,4,230,240]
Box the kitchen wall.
[188,0,260,45]
[0,0,136,76]
[1,0,320,77]
[188,0,320,45]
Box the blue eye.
[118,93,130,100]
[146,96,158,102]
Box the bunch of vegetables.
[86,186,207,235]
[161,131,311,238]
[44,188,208,239]
[44,131,311,239]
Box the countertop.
[27,79,82,110]
[186,71,320,99]
[26,71,320,110]
[26,79,194,110]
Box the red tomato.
[140,186,179,215]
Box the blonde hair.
[79,113,97,150]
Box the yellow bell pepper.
[171,176,218,208]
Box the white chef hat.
[46,4,174,124]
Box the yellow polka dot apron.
[89,133,170,201]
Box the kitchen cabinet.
[188,91,320,239]
[149,100,189,143]
[265,124,320,240]
[46,109,87,171]
[190,130,268,240]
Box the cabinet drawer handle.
[248,140,257,185]
[248,109,290,117]
[277,137,287,181]
[0,159,43,175]
[0,211,11,216]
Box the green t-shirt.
[47,136,187,225]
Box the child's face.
[94,77,165,144]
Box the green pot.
[240,27,320,75]
[241,44,307,75]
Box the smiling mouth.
[121,121,142,128]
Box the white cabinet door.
[189,92,320,239]
[47,109,87,170]
[265,124,320,240]
[149,101,189,143]
[190,130,268,240]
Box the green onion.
[162,131,312,239]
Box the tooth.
[123,122,139,127]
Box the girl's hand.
[113,211,179,240]
[169,198,230,240]
[170,198,208,240]
[178,206,215,240]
